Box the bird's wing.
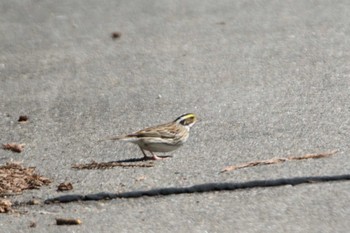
[130,123,181,139]
[98,123,184,142]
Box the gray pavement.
[1,0,350,232]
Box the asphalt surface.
[1,0,350,232]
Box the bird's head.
[174,113,197,128]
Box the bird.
[99,113,197,160]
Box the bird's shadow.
[113,155,173,163]
[72,156,166,170]
[112,157,147,163]
[72,156,174,170]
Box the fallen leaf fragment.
[2,143,25,153]
[56,218,82,225]
[57,182,73,192]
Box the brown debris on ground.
[29,222,37,228]
[56,218,82,225]
[72,160,154,170]
[135,175,146,182]
[221,150,339,173]
[0,199,12,213]
[111,31,122,39]
[18,115,29,123]
[57,182,73,192]
[2,143,25,153]
[0,163,51,196]
[26,199,41,205]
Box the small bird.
[99,113,197,160]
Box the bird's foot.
[144,155,163,160]
[144,155,173,160]
[151,155,164,160]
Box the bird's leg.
[139,146,164,160]
[139,146,149,159]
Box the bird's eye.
[181,117,194,125]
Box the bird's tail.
[97,135,125,142]
[97,135,136,142]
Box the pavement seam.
[42,174,350,204]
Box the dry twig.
[221,150,338,173]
